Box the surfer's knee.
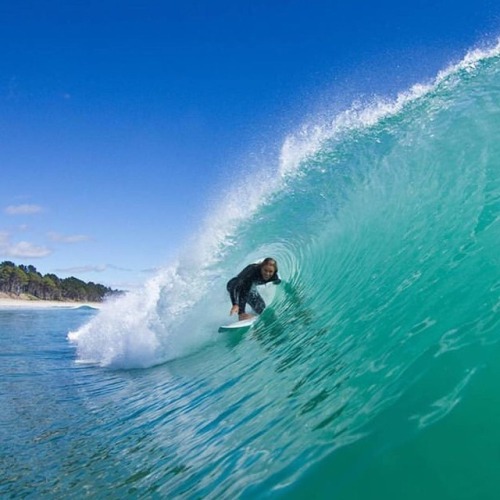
[249,293,266,314]
[254,303,265,314]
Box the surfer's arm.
[227,266,254,308]
[228,284,240,315]
[266,271,281,285]
[228,283,239,306]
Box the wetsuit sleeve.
[228,280,239,306]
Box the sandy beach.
[0,294,102,310]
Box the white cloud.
[47,232,91,243]
[53,264,131,274]
[4,204,44,215]
[4,241,52,258]
[0,231,52,259]
[54,265,108,274]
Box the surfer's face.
[261,263,276,281]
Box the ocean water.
[3,43,500,498]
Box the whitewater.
[3,42,500,498]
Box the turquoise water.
[3,44,500,498]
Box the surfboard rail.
[218,317,257,333]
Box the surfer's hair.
[261,257,278,272]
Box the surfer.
[226,257,281,320]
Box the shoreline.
[0,297,103,310]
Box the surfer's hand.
[230,305,239,316]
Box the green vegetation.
[0,261,123,302]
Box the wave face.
[68,44,500,497]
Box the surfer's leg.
[238,291,256,320]
[238,296,248,314]
[247,290,266,314]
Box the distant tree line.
[0,261,123,302]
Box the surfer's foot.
[239,313,254,320]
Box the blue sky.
[1,1,499,289]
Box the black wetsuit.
[226,264,281,315]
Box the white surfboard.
[218,316,257,333]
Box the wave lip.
[70,40,500,380]
[279,38,500,177]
